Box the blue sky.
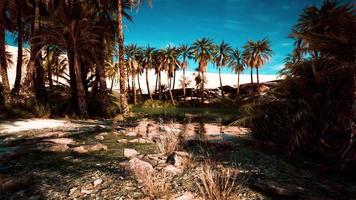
[124,0,325,74]
[5,0,326,75]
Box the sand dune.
[4,45,279,93]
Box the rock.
[68,187,78,196]
[124,148,139,158]
[72,143,107,154]
[174,192,195,200]
[129,138,152,144]
[166,151,191,168]
[35,131,66,138]
[117,139,128,143]
[126,132,137,137]
[93,178,103,187]
[72,146,88,154]
[42,138,75,145]
[80,189,93,194]
[95,135,105,141]
[128,158,155,176]
[99,132,108,136]
[88,143,108,152]
[35,143,69,153]
[162,165,183,175]
[0,174,33,192]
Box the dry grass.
[197,161,247,200]
[136,170,173,200]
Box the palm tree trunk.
[137,74,142,96]
[158,72,162,100]
[219,68,224,98]
[0,1,10,104]
[155,72,158,95]
[47,48,53,88]
[67,49,78,109]
[117,0,129,114]
[73,44,88,117]
[183,68,186,101]
[146,69,152,99]
[256,67,260,95]
[172,69,176,91]
[250,66,253,85]
[110,78,114,92]
[12,0,23,95]
[201,71,205,103]
[97,38,108,113]
[237,71,240,96]
[167,75,175,105]
[132,74,137,104]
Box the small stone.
[72,146,88,154]
[162,165,183,175]
[93,178,103,187]
[80,189,92,194]
[126,132,137,137]
[124,148,139,158]
[95,135,105,141]
[68,187,78,196]
[42,138,75,145]
[117,139,128,143]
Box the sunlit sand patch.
[0,119,68,134]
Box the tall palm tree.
[243,38,272,93]
[105,61,118,92]
[0,0,10,104]
[216,41,232,98]
[9,0,24,95]
[191,38,215,102]
[160,46,179,105]
[37,2,101,116]
[125,44,141,104]
[229,48,245,96]
[116,0,151,114]
[142,45,155,99]
[178,44,192,101]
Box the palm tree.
[37,2,101,116]
[178,44,192,101]
[229,48,245,96]
[116,0,151,114]
[106,61,118,92]
[142,45,155,99]
[216,41,232,98]
[160,46,179,105]
[125,44,141,104]
[0,0,10,104]
[243,38,272,93]
[191,38,215,102]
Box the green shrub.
[142,99,173,108]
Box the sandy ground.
[4,45,279,93]
[0,118,68,134]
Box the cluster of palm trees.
[0,0,272,117]
[0,0,151,117]
[117,38,272,105]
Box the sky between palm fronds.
[7,0,351,75]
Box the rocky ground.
[0,118,355,200]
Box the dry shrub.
[197,162,247,200]
[137,170,172,200]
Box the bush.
[142,99,173,108]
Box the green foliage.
[142,99,173,108]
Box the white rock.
[162,165,183,175]
[126,132,137,137]
[42,138,75,145]
[93,178,103,187]
[124,148,139,158]
[80,189,93,194]
[117,139,128,143]
[68,187,78,196]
